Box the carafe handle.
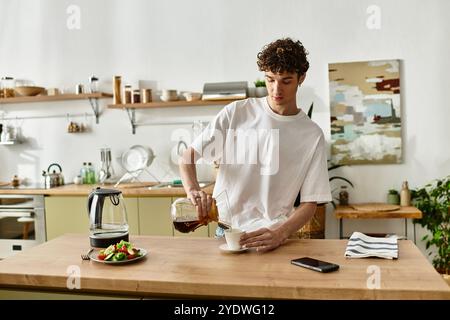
[87,190,95,218]
[87,187,103,227]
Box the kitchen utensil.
[171,198,219,233]
[170,195,231,233]
[182,92,202,101]
[87,187,129,248]
[99,148,116,184]
[224,228,244,250]
[121,145,154,172]
[42,163,65,188]
[114,145,158,187]
[81,248,94,260]
[14,86,45,97]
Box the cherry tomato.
[98,253,106,260]
[126,254,136,260]
[119,246,128,253]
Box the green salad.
[97,240,141,261]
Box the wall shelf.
[0,92,113,124]
[0,140,21,146]
[108,99,239,134]
[107,99,237,109]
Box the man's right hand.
[187,189,213,222]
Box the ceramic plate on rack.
[121,145,155,172]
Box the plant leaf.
[329,176,354,188]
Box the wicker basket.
[296,204,326,239]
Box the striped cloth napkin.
[345,231,398,259]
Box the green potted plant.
[411,176,449,280]
[254,79,267,97]
[387,189,400,205]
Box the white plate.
[219,243,248,253]
[121,145,154,172]
[89,248,147,264]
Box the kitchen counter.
[0,234,449,299]
[0,182,214,197]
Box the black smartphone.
[291,257,339,273]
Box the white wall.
[1,0,449,259]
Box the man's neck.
[267,98,300,116]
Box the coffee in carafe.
[171,198,219,233]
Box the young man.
[179,38,331,252]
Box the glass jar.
[113,76,122,104]
[141,89,152,103]
[339,186,349,206]
[123,85,132,104]
[132,89,140,104]
[1,77,15,98]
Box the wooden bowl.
[14,86,46,97]
[182,92,202,101]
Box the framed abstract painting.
[328,60,402,165]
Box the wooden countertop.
[0,182,214,197]
[335,204,423,219]
[0,234,448,299]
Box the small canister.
[89,75,99,93]
[132,89,140,104]
[141,89,152,103]
[123,85,132,104]
[76,84,84,94]
[113,76,122,104]
[1,77,15,98]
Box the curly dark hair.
[257,38,309,76]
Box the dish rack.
[114,145,159,187]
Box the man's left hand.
[239,228,286,253]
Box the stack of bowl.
[182,92,202,101]
[160,89,178,102]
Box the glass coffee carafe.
[87,187,129,247]
[170,190,232,233]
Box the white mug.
[224,228,244,250]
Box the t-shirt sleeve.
[300,133,332,204]
[190,103,231,163]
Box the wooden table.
[334,204,423,242]
[0,234,448,300]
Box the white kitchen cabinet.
[138,197,173,236]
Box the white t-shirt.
[191,97,331,232]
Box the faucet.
[177,139,188,157]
